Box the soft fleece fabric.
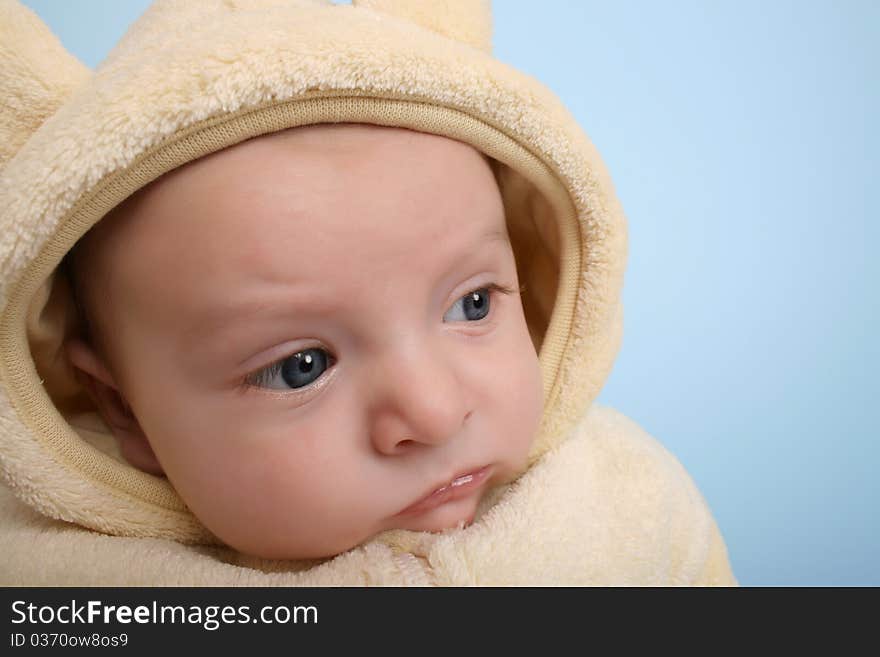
[0,0,736,585]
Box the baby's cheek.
[182,441,372,559]
[505,340,544,459]
[163,437,314,548]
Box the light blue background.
[19,0,878,586]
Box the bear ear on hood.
[354,0,492,53]
[0,0,491,171]
[0,0,91,169]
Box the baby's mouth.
[394,465,494,517]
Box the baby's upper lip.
[395,465,493,516]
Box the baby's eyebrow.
[483,227,510,246]
[185,225,511,342]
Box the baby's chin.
[210,464,522,561]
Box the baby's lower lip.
[395,465,493,517]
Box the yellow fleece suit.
[0,0,736,585]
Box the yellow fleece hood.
[0,0,627,545]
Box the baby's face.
[78,124,543,559]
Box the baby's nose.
[367,346,470,455]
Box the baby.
[0,0,736,585]
[64,122,544,559]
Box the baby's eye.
[245,347,333,391]
[443,286,493,322]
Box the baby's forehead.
[99,124,500,242]
[79,123,507,293]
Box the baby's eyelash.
[236,281,522,394]
[237,361,278,394]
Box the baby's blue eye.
[443,287,492,322]
[248,348,331,391]
[281,349,329,388]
